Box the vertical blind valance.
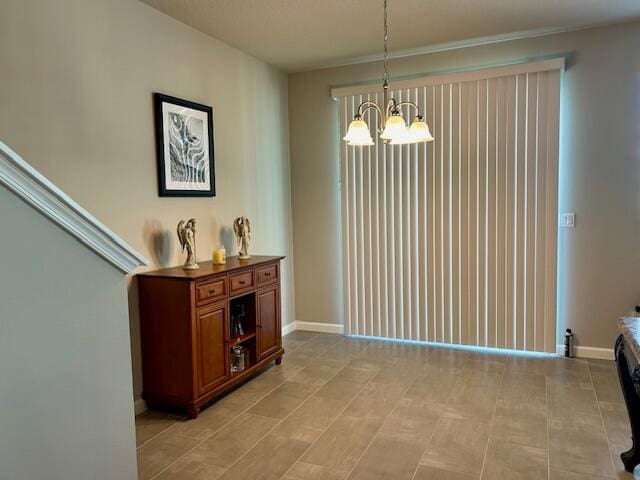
[337,59,562,353]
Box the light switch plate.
[559,213,576,228]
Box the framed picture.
[153,93,215,197]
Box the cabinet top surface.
[137,255,284,279]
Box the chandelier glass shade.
[342,118,375,146]
[343,0,434,147]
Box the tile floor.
[136,331,634,480]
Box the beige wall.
[0,185,138,479]
[0,0,294,402]
[288,22,640,349]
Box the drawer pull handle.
[209,289,216,295]
[265,272,271,277]
[239,280,246,285]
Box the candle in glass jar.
[213,246,226,265]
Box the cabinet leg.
[186,405,199,420]
[615,334,640,472]
[275,356,283,366]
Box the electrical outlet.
[559,213,576,228]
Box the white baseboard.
[134,398,147,416]
[282,322,297,335]
[296,321,345,334]
[283,321,345,335]
[556,345,614,360]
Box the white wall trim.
[134,399,148,416]
[285,321,345,335]
[0,141,149,274]
[282,322,297,335]
[556,345,614,361]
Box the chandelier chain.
[383,0,389,84]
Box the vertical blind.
[335,59,562,353]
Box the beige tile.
[413,465,478,480]
[285,331,320,342]
[315,356,353,370]
[404,375,459,404]
[549,414,615,477]
[547,382,600,419]
[222,375,283,406]
[314,378,365,402]
[169,397,247,441]
[193,413,279,468]
[491,398,547,449]
[608,448,635,480]
[359,379,409,402]
[458,362,504,388]
[248,381,317,419]
[332,365,379,384]
[135,411,180,447]
[136,430,200,480]
[345,358,382,371]
[289,362,343,386]
[587,359,617,375]
[442,383,499,420]
[504,356,549,376]
[549,468,616,479]
[377,397,441,446]
[599,401,634,480]
[300,416,381,472]
[283,338,310,351]
[599,401,631,451]
[546,358,591,388]
[590,371,624,404]
[500,372,547,401]
[341,393,397,428]
[287,460,351,480]
[347,437,424,480]
[481,438,547,480]
[283,350,316,365]
[260,363,301,383]
[370,365,419,387]
[154,451,226,480]
[273,395,353,443]
[421,417,490,476]
[418,364,464,383]
[134,337,634,480]
[300,337,342,356]
[217,434,310,480]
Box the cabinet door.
[257,286,280,360]
[196,301,229,395]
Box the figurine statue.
[177,219,199,270]
[233,217,251,260]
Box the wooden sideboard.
[137,255,285,418]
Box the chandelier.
[343,0,434,147]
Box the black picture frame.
[153,93,216,197]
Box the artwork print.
[153,93,215,196]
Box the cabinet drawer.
[196,277,227,306]
[257,264,278,286]
[229,270,254,294]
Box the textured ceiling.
[140,0,640,71]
